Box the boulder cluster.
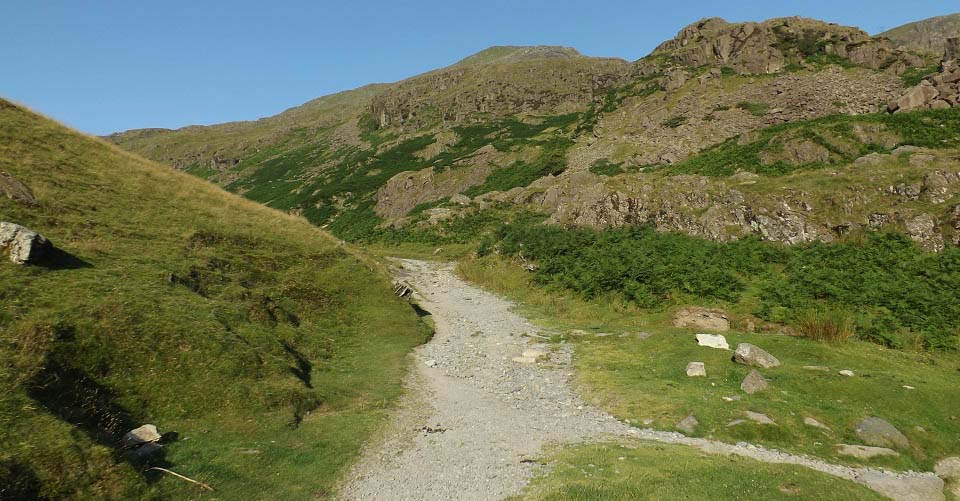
[889,38,960,113]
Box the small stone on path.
[677,414,699,434]
[835,444,900,459]
[686,362,706,377]
[695,333,729,350]
[935,457,960,480]
[855,417,909,449]
[425,359,437,367]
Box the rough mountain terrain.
[106,15,960,252]
[881,13,960,54]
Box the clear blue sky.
[2,1,955,135]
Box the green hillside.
[0,99,429,499]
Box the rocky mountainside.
[881,13,960,54]
[108,15,960,251]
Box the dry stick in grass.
[147,467,214,492]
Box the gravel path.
[338,259,944,501]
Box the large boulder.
[0,172,38,206]
[855,416,910,450]
[733,343,781,368]
[893,81,940,113]
[674,307,729,331]
[0,222,50,265]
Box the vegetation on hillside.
[457,257,960,471]
[0,100,429,498]
[665,108,960,176]
[481,224,960,351]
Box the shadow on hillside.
[26,356,173,481]
[38,247,92,271]
[281,340,313,389]
[0,460,42,500]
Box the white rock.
[425,359,437,367]
[695,333,729,350]
[686,362,706,377]
[522,350,545,359]
[124,424,161,447]
[838,370,855,377]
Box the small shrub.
[589,159,626,176]
[661,116,688,128]
[793,307,856,343]
[737,101,770,117]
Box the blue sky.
[1,1,956,135]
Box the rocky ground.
[338,259,945,501]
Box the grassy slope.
[518,442,882,500]
[457,258,960,472]
[0,99,429,499]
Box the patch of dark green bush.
[484,223,960,351]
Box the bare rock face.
[0,222,50,265]
[905,213,945,252]
[650,17,923,76]
[0,172,38,206]
[733,343,781,368]
[855,416,910,450]
[674,307,730,331]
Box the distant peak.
[450,45,583,68]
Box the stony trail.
[338,259,944,501]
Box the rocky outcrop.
[0,172,38,206]
[573,66,902,172]
[673,307,730,331]
[0,222,50,265]
[648,17,924,76]
[880,14,960,54]
[888,41,960,113]
[369,56,631,130]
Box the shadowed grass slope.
[0,99,429,499]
